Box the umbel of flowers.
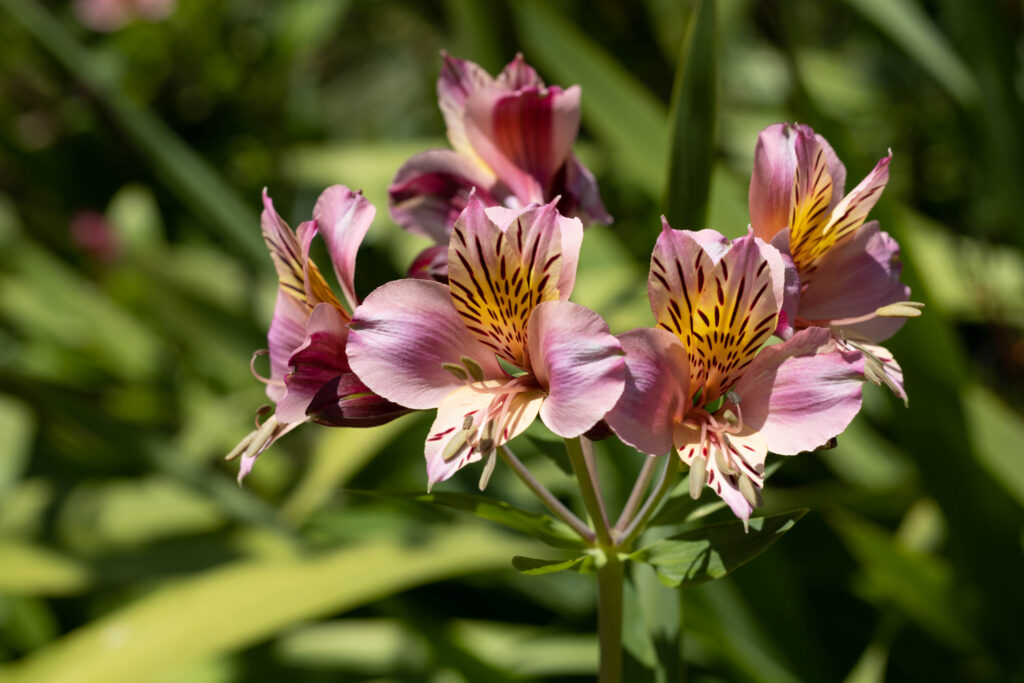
[230,53,919,683]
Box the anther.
[689,454,707,500]
[721,409,739,428]
[478,450,498,490]
[442,430,470,462]
[461,355,485,381]
[462,414,475,430]
[442,362,468,380]
[715,447,738,476]
[738,475,763,508]
[874,301,925,318]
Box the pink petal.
[388,149,501,244]
[437,53,496,161]
[822,151,892,241]
[464,85,582,204]
[605,327,690,457]
[814,130,847,212]
[552,153,613,226]
[313,185,375,312]
[266,289,308,402]
[527,301,626,438]
[799,221,910,343]
[277,303,349,424]
[425,381,544,488]
[749,123,798,242]
[347,278,505,410]
[854,341,907,404]
[482,205,583,299]
[677,425,767,524]
[408,244,450,282]
[769,229,801,340]
[495,53,545,90]
[733,327,864,455]
[448,197,572,366]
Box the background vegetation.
[0,0,1022,680]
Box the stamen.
[874,301,924,318]
[738,474,763,508]
[478,449,498,490]
[442,429,471,462]
[249,349,283,387]
[715,443,738,476]
[442,362,469,380]
[461,355,485,381]
[462,414,476,430]
[689,454,707,500]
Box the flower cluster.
[233,55,917,528]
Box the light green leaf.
[511,553,595,575]
[275,618,429,672]
[2,526,535,683]
[0,395,35,496]
[0,542,92,596]
[663,0,717,229]
[631,509,806,587]
[353,490,586,550]
[843,0,980,107]
[510,0,668,194]
[961,383,1024,507]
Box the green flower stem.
[565,437,613,548]
[499,445,596,544]
[596,551,625,683]
[614,454,660,533]
[617,454,682,547]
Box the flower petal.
[769,229,801,340]
[821,151,892,245]
[733,327,864,455]
[388,149,500,244]
[448,197,570,367]
[749,123,798,242]
[853,341,907,404]
[464,85,582,204]
[483,205,583,299]
[425,381,543,487]
[437,53,496,162]
[277,303,349,424]
[347,278,505,410]
[798,221,910,342]
[495,52,545,90]
[527,301,626,438]
[313,185,376,312]
[605,327,689,456]
[266,289,308,401]
[408,244,450,282]
[261,190,337,312]
[677,425,767,525]
[552,153,613,226]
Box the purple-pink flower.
[607,222,865,524]
[749,123,917,401]
[348,196,625,488]
[388,53,611,274]
[231,187,407,480]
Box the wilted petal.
[313,185,376,312]
[389,149,500,244]
[799,221,910,342]
[448,197,568,366]
[347,278,505,410]
[277,303,349,424]
[527,301,625,437]
[437,53,495,162]
[425,381,543,487]
[464,85,582,204]
[606,327,689,457]
[733,327,864,455]
[749,123,798,242]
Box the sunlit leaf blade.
[622,562,684,682]
[0,542,92,596]
[0,395,34,496]
[349,490,587,550]
[961,383,1024,507]
[0,0,264,263]
[630,509,806,587]
[842,0,980,107]
[663,0,717,229]
[1,527,534,683]
[512,553,594,575]
[510,0,667,194]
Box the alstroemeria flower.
[230,187,408,480]
[348,196,625,488]
[749,123,917,401]
[389,53,611,278]
[607,223,864,524]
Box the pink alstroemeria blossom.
[607,223,864,525]
[230,187,408,481]
[388,53,611,277]
[749,123,915,401]
[348,196,625,489]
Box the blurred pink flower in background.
[73,0,176,32]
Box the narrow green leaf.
[662,0,717,229]
[512,553,594,575]
[0,0,263,263]
[630,509,806,587]
[510,0,668,193]
[0,395,34,496]
[842,0,980,107]
[350,490,587,550]
[2,526,534,683]
[0,542,92,596]
[961,382,1024,507]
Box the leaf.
[662,0,717,229]
[1,526,535,683]
[510,0,668,194]
[0,542,92,596]
[511,553,595,575]
[961,382,1024,507]
[0,395,35,496]
[630,509,806,588]
[842,0,980,107]
[349,490,587,550]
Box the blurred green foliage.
[0,0,1021,681]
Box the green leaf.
[842,0,980,107]
[511,553,595,575]
[662,0,717,229]
[350,490,587,550]
[1,526,535,683]
[630,509,806,588]
[510,0,668,194]
[0,395,35,496]
[961,382,1024,507]
[0,542,92,596]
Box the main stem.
[596,552,624,683]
